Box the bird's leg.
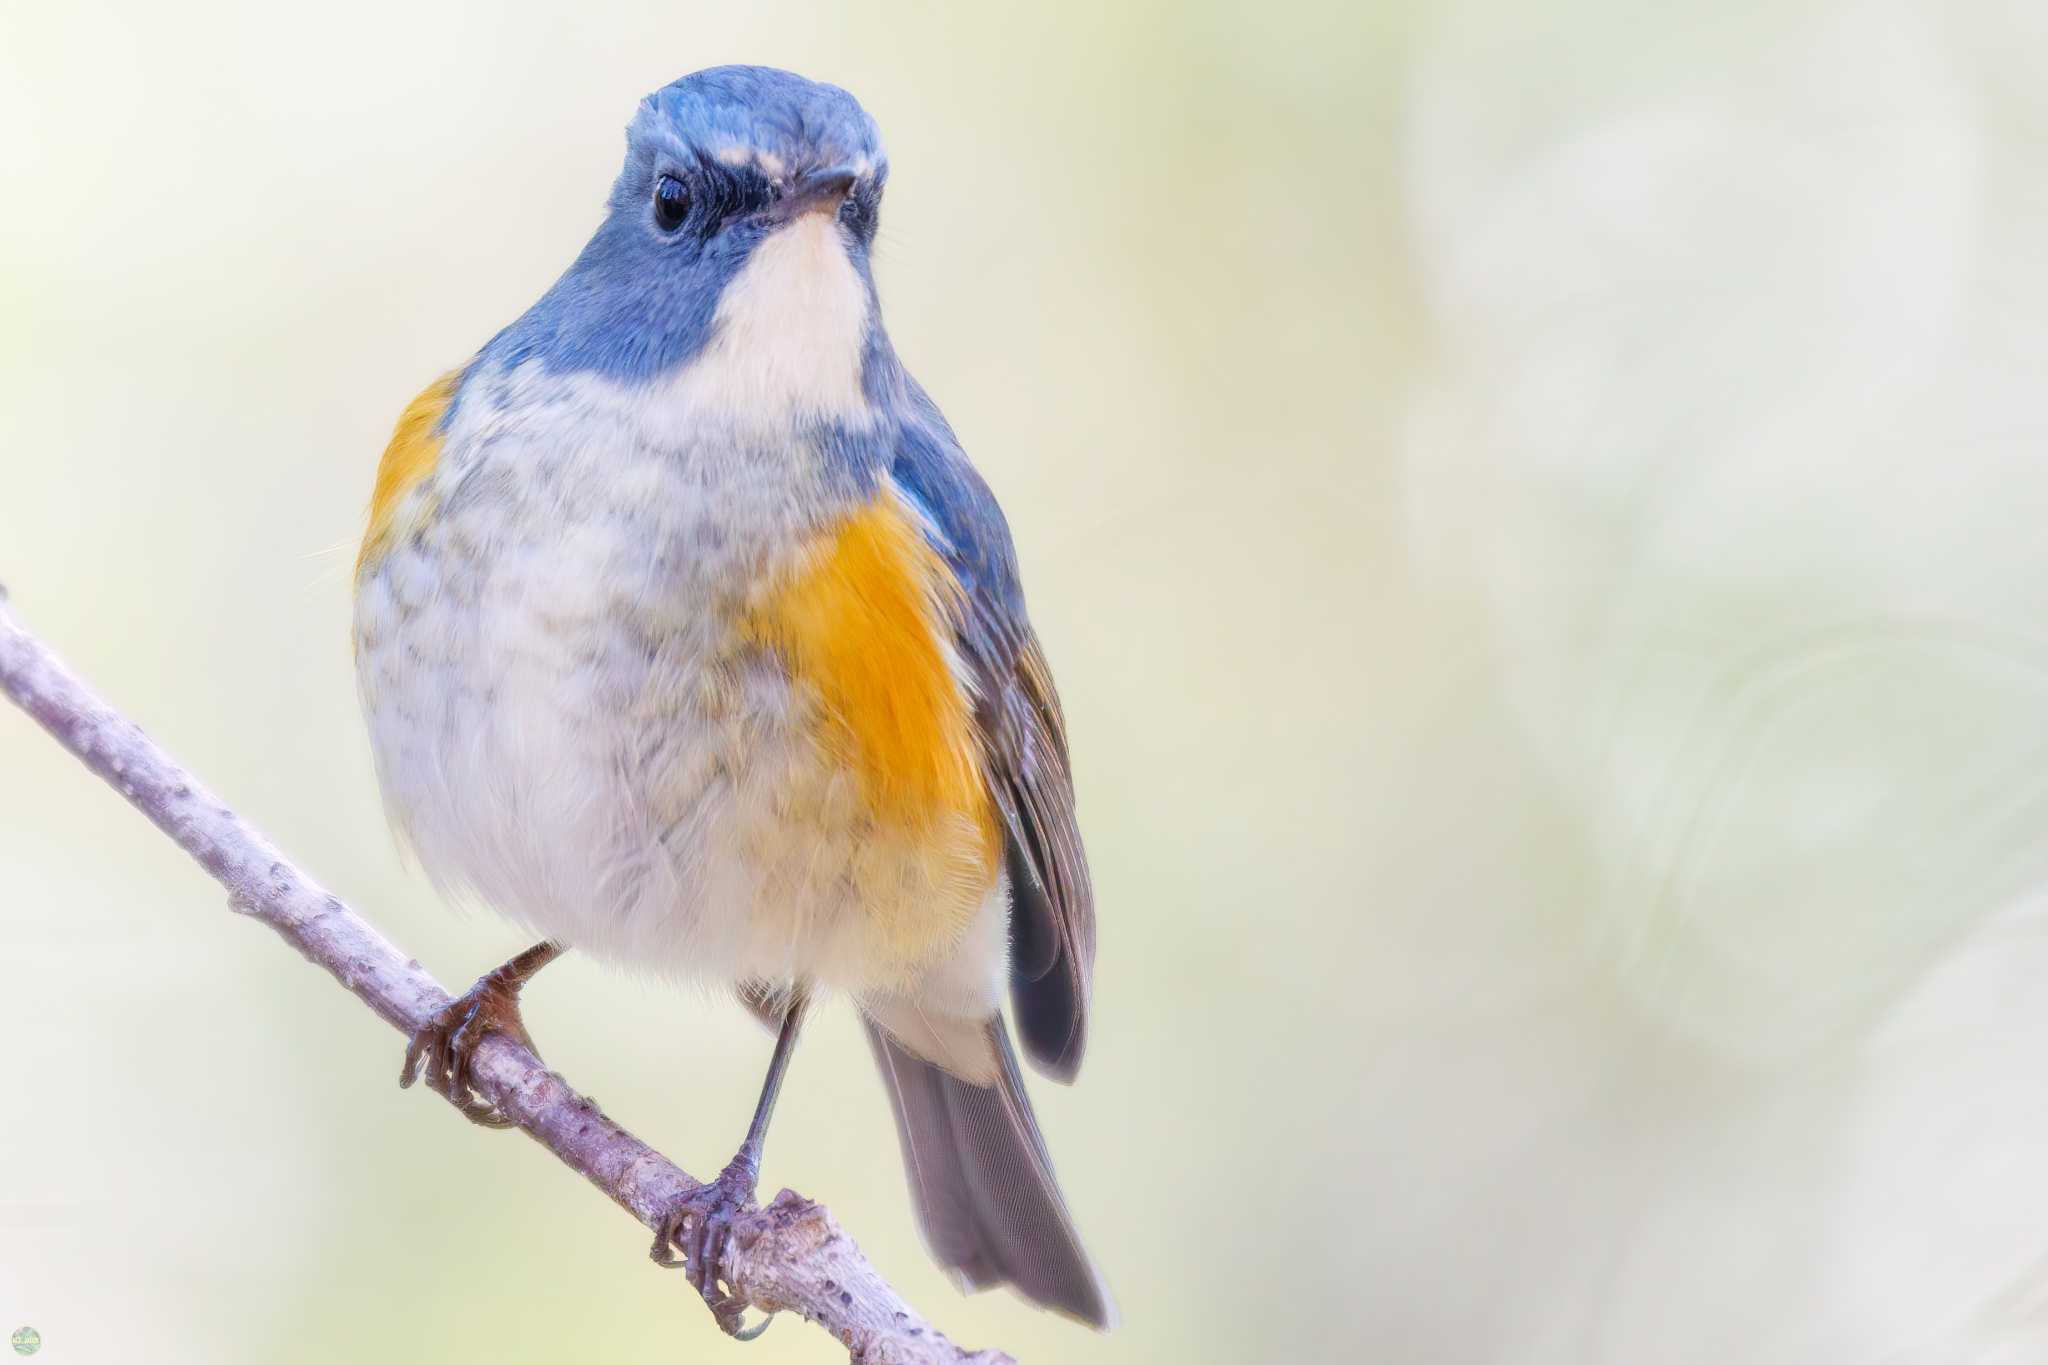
[653,986,811,1334]
[401,940,564,1128]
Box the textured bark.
[0,591,1015,1365]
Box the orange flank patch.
[746,495,999,869]
[355,371,458,579]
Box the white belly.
[352,367,927,991]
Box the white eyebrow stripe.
[702,145,877,180]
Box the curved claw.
[400,974,539,1127]
[732,1311,777,1342]
[650,1162,764,1337]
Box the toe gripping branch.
[653,1155,770,1336]
[650,987,811,1339]
[401,941,563,1127]
[402,946,808,1342]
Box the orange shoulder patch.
[356,371,458,579]
[745,493,999,866]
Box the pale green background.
[6,2,2048,1362]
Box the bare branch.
[0,592,1016,1365]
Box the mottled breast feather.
[356,372,458,580]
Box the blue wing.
[890,382,1095,1082]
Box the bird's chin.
[668,212,872,425]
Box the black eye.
[653,173,689,232]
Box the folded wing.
[888,385,1096,1082]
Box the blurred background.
[6,0,2048,1360]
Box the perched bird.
[350,66,1112,1330]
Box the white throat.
[666,214,873,427]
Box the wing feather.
[890,386,1095,1081]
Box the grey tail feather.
[863,1015,1116,1329]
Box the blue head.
[478,67,898,412]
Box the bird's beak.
[774,165,859,222]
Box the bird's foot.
[399,967,541,1128]
[651,1154,768,1336]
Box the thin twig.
[0,591,1016,1365]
